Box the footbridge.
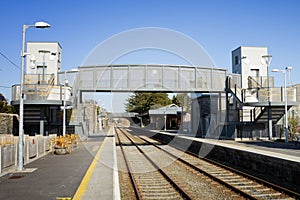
[70,64,227,137]
[64,64,298,139]
[74,64,227,93]
[110,112,139,118]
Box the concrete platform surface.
[184,135,300,163]
[1,125,299,200]
[0,126,118,200]
[129,127,300,163]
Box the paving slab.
[0,129,111,200]
[73,126,120,200]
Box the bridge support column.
[268,105,273,140]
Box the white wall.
[26,42,62,84]
[232,46,268,89]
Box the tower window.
[235,55,239,65]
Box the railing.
[240,107,265,122]
[252,107,265,121]
[226,75,297,123]
[11,84,72,102]
[247,76,274,89]
[24,73,55,85]
[227,76,243,103]
[243,87,296,103]
[247,76,261,88]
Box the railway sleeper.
[141,196,181,200]
[223,178,246,183]
[137,181,169,185]
[232,182,255,186]
[255,188,272,192]
[140,188,177,193]
[216,175,240,179]
[142,192,181,198]
[252,192,282,197]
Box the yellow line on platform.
[72,127,112,200]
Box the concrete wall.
[26,42,62,84]
[151,133,300,193]
[191,94,227,138]
[0,113,18,135]
[0,135,55,174]
[82,102,98,134]
[232,46,269,89]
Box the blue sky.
[0,0,299,111]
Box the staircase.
[226,76,292,124]
[23,107,48,125]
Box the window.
[250,69,259,77]
[235,55,239,65]
[37,65,47,75]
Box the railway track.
[116,126,300,200]
[116,127,193,199]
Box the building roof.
[149,104,181,115]
[27,41,62,49]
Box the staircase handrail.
[247,76,261,89]
[252,106,265,122]
[226,76,244,104]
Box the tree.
[0,93,16,114]
[172,95,180,106]
[172,93,191,112]
[288,115,299,140]
[125,92,171,114]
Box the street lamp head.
[286,66,292,70]
[262,54,272,65]
[34,21,51,28]
[272,69,280,72]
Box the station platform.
[0,126,120,200]
[128,127,300,193]
[182,133,300,162]
[1,126,299,199]
[137,128,300,163]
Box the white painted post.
[43,134,48,155]
[36,136,39,158]
[26,140,29,163]
[14,143,18,166]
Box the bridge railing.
[77,65,227,92]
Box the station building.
[11,42,75,136]
[191,46,298,140]
[10,43,299,140]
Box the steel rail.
[115,128,142,200]
[116,127,193,200]
[135,134,257,200]
[134,131,299,200]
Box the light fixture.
[18,21,51,171]
[34,21,51,28]
[272,66,292,143]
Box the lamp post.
[63,70,67,137]
[62,69,79,137]
[272,67,292,143]
[18,21,50,171]
[262,55,272,140]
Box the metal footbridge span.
[75,64,227,93]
